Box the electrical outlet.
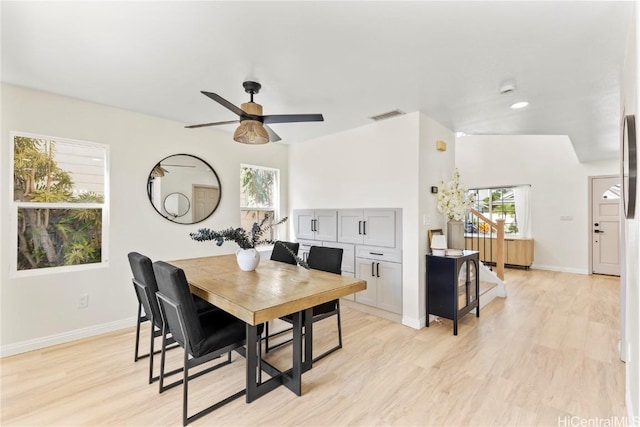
[78,294,89,309]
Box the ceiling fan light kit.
[233,119,270,144]
[186,80,324,144]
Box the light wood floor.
[1,269,626,426]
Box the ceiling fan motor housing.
[243,81,262,94]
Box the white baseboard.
[530,264,589,275]
[0,317,137,358]
[402,315,424,330]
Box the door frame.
[587,174,620,275]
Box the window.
[467,186,530,236]
[11,132,109,275]
[240,164,279,242]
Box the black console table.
[426,251,479,335]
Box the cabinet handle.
[363,221,367,235]
[370,252,383,256]
[376,262,380,278]
[358,220,362,235]
[371,262,375,277]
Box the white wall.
[289,112,454,328]
[621,5,639,422]
[456,135,618,274]
[0,84,289,355]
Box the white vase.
[236,248,260,271]
[447,221,465,250]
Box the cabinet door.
[355,258,377,307]
[507,239,534,266]
[294,210,315,240]
[362,210,396,247]
[376,261,402,314]
[315,210,337,242]
[337,209,364,244]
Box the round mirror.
[147,154,221,224]
[163,192,190,218]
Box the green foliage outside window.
[240,166,275,208]
[469,187,518,235]
[14,136,104,271]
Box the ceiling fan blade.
[184,119,239,129]
[262,114,324,124]
[264,125,282,142]
[201,91,246,117]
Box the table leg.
[303,307,312,373]
[245,308,313,402]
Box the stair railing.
[465,208,505,281]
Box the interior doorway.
[591,176,620,276]
[192,185,220,223]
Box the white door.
[193,185,219,223]
[592,176,620,275]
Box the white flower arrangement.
[437,169,474,221]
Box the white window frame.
[9,131,110,277]
[468,186,520,236]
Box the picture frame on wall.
[428,229,443,253]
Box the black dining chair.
[266,245,344,363]
[153,261,262,426]
[270,240,300,265]
[264,241,300,350]
[128,252,218,384]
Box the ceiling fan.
[185,81,324,144]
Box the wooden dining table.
[169,254,367,402]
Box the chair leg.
[148,322,155,384]
[134,303,143,362]
[182,347,189,427]
[159,323,168,393]
[312,306,343,364]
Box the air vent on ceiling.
[369,109,405,121]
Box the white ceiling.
[1,1,633,162]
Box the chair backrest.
[128,252,162,328]
[270,241,300,265]
[153,261,203,354]
[307,246,343,274]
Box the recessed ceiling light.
[455,132,467,138]
[510,101,529,109]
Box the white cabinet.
[294,207,403,317]
[338,209,396,247]
[293,209,337,242]
[356,257,402,314]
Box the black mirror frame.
[147,153,222,224]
